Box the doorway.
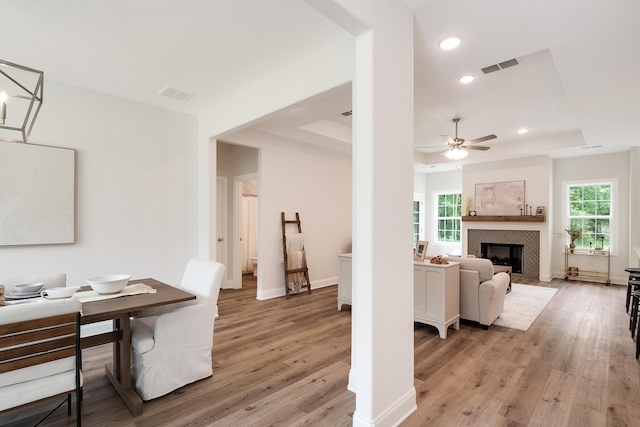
[235,175,259,286]
[216,141,259,291]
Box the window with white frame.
[413,193,424,247]
[566,181,614,251]
[435,192,462,243]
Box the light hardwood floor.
[2,276,639,426]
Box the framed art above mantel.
[475,180,525,216]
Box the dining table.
[79,278,195,416]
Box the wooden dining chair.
[0,301,82,426]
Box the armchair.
[453,257,510,329]
[0,301,82,426]
[130,259,225,400]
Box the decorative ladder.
[281,212,311,298]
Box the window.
[436,192,462,243]
[567,182,612,250]
[413,193,424,247]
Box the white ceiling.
[3,0,639,172]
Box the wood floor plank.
[529,369,575,426]
[290,392,355,427]
[567,402,607,427]
[3,277,640,426]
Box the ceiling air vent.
[341,110,353,117]
[158,85,194,102]
[481,58,519,74]
[481,64,501,74]
[499,58,519,69]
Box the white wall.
[198,36,354,261]
[417,152,632,284]
[462,156,553,280]
[552,152,630,284]
[413,171,428,197]
[422,170,462,257]
[0,80,200,286]
[221,129,352,299]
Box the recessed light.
[439,37,461,50]
[459,74,475,84]
[517,128,528,134]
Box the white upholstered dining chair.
[130,259,225,401]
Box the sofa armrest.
[459,269,481,321]
[477,272,510,326]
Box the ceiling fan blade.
[464,145,490,151]
[465,134,497,144]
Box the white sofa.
[448,257,510,329]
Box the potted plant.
[565,225,583,253]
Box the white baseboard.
[222,278,241,289]
[311,276,337,289]
[348,369,357,393]
[256,277,337,300]
[539,272,553,281]
[352,387,417,427]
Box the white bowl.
[13,282,44,294]
[87,274,131,295]
[41,286,80,299]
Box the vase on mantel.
[569,241,576,253]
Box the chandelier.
[0,59,44,143]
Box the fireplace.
[467,229,540,280]
[481,242,524,274]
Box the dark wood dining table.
[80,278,195,416]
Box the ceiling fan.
[418,118,497,160]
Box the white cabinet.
[336,254,461,338]
[413,261,460,338]
[337,253,352,311]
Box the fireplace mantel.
[462,215,545,223]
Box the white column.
[305,1,416,425]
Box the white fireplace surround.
[467,229,540,280]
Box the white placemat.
[73,283,157,303]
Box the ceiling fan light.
[445,147,468,160]
[439,37,461,50]
[459,74,475,84]
[517,128,528,134]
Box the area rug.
[492,283,558,331]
